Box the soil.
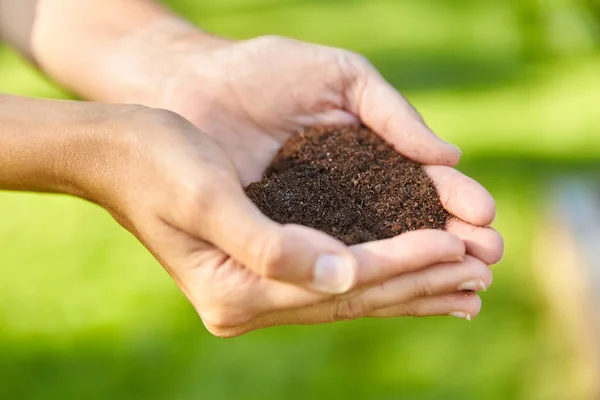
[244,125,450,245]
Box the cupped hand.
[95,106,499,337]
[133,34,502,266]
[145,35,462,184]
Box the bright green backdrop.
[1,1,598,399]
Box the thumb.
[344,55,461,166]
[200,186,358,294]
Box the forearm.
[1,0,226,102]
[0,93,120,199]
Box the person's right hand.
[77,105,495,337]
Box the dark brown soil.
[244,126,450,245]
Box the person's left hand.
[108,32,503,332]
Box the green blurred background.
[1,0,599,399]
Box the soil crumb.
[244,125,450,245]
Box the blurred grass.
[1,0,598,399]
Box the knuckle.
[253,232,285,279]
[179,181,218,226]
[182,175,238,220]
[333,297,367,321]
[410,279,433,299]
[185,181,210,206]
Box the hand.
[137,35,463,184]
[126,34,502,269]
[3,2,502,335]
[90,106,497,337]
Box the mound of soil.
[244,126,450,245]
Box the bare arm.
[0,0,223,101]
[0,1,501,333]
[0,93,118,195]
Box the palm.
[162,36,372,184]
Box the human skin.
[0,1,502,336]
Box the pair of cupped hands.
[88,34,502,337]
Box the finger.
[246,255,489,327]
[344,58,461,166]
[424,165,496,226]
[217,286,485,337]
[447,220,504,265]
[253,238,477,320]
[201,183,358,294]
[344,255,491,317]
[196,229,467,331]
[368,291,482,320]
[349,229,466,287]
[200,230,467,317]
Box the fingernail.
[450,311,472,321]
[458,280,487,292]
[313,254,356,294]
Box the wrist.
[30,0,232,103]
[0,94,138,204]
[32,1,231,104]
[97,18,233,105]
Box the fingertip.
[476,195,497,227]
[281,225,358,294]
[406,115,462,166]
[447,221,504,265]
[450,292,482,320]
[485,228,504,265]
[348,69,462,167]
[369,291,482,319]
[347,229,468,287]
[425,166,496,226]
[389,122,462,167]
[444,148,462,168]
[432,136,462,167]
